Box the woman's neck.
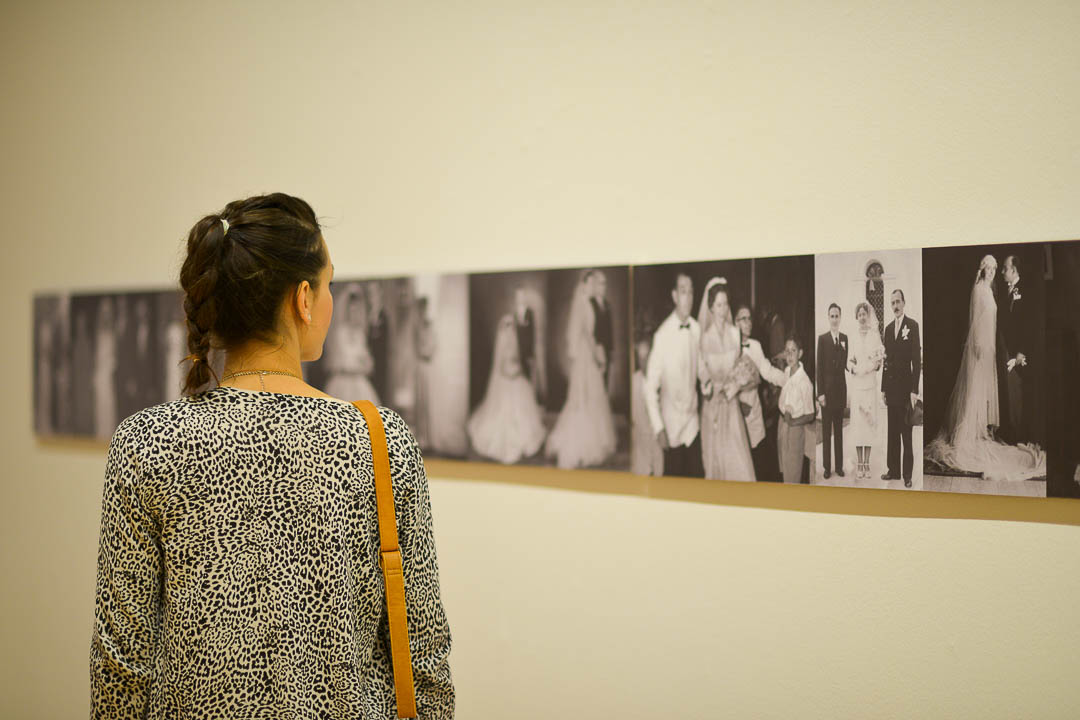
[222,338,303,379]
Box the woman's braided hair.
[178,193,325,395]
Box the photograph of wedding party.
[304,275,470,459]
[632,256,814,482]
[921,244,1047,497]
[814,249,924,490]
[33,290,190,440]
[1045,240,1080,499]
[467,267,630,470]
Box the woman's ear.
[295,280,313,323]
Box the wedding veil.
[565,271,594,362]
[697,277,733,336]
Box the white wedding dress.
[467,315,548,464]
[544,281,617,469]
[324,323,381,405]
[925,278,1045,480]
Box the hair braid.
[177,193,325,395]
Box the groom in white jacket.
[644,273,705,477]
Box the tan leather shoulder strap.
[352,400,417,719]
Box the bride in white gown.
[545,271,617,469]
[468,314,548,464]
[925,255,1045,480]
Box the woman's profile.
[925,254,1045,481]
[89,193,454,717]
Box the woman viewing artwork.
[925,254,1045,480]
[697,277,757,482]
[467,313,548,464]
[90,193,454,717]
[848,302,884,479]
[544,269,617,469]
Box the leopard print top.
[90,386,454,718]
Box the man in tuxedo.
[589,270,614,388]
[881,289,921,487]
[513,286,537,384]
[817,303,848,479]
[999,255,1031,443]
[644,272,705,477]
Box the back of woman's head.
[179,193,326,395]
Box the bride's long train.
[925,267,1045,482]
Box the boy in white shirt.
[777,336,816,484]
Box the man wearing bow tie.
[644,272,705,477]
[817,303,848,479]
[1000,255,1031,443]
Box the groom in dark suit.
[589,270,614,388]
[882,289,921,487]
[513,286,537,389]
[817,303,848,479]
[999,255,1031,443]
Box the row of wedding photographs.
[32,241,1080,499]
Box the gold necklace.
[220,369,300,391]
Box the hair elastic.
[221,218,230,235]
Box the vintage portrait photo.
[632,256,814,482]
[34,290,189,440]
[305,275,470,459]
[921,244,1047,496]
[813,249,924,490]
[468,267,630,470]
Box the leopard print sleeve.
[370,407,455,719]
[90,413,163,718]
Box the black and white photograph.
[33,293,69,437]
[468,267,630,470]
[922,244,1047,497]
[1046,240,1080,499]
[34,290,190,441]
[305,275,470,459]
[814,249,924,490]
[632,256,814,482]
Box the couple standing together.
[925,254,1044,480]
[818,290,921,487]
[642,273,806,482]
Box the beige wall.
[3,1,1080,717]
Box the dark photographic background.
[633,256,815,381]
[469,270,548,411]
[34,288,220,440]
[33,294,66,437]
[544,266,630,417]
[68,293,105,438]
[1046,240,1080,498]
[155,290,186,401]
[921,244,1047,447]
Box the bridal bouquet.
[867,345,884,369]
[724,353,759,401]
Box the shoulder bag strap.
[352,400,418,719]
